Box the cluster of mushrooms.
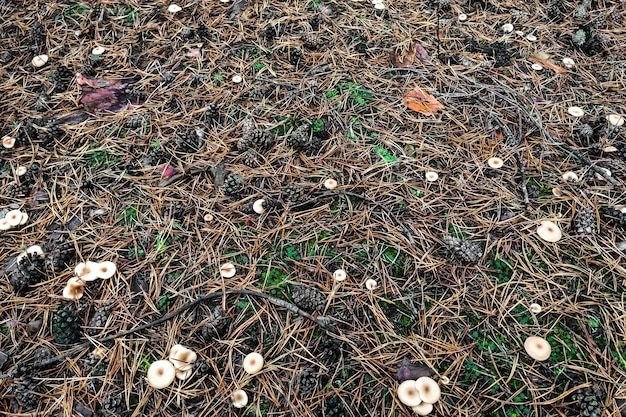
[0,208,28,230]
[397,376,441,415]
[62,261,117,300]
[147,345,198,388]
[231,352,265,408]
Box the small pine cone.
[600,207,626,229]
[238,149,262,167]
[242,118,256,134]
[36,118,62,147]
[438,0,451,10]
[159,72,176,85]
[0,50,13,64]
[265,25,277,40]
[222,173,243,197]
[192,358,214,379]
[197,21,212,41]
[574,208,597,235]
[205,103,219,124]
[84,352,109,376]
[237,129,274,153]
[249,86,272,100]
[572,386,604,417]
[126,112,151,128]
[280,183,306,204]
[318,335,343,364]
[45,232,75,271]
[295,369,319,397]
[52,305,83,345]
[301,32,322,50]
[165,201,186,221]
[12,377,41,411]
[52,65,73,93]
[290,48,303,66]
[15,252,47,288]
[87,306,112,336]
[33,91,49,112]
[146,147,170,166]
[102,392,125,417]
[286,124,311,152]
[29,21,45,50]
[16,119,37,145]
[309,14,322,30]
[324,395,346,417]
[201,306,231,339]
[5,182,31,200]
[188,74,208,87]
[31,347,53,368]
[176,128,203,153]
[292,284,325,312]
[443,236,482,263]
[180,26,194,39]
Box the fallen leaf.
[403,86,445,116]
[392,42,430,67]
[77,74,144,113]
[158,165,181,179]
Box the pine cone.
[35,118,62,147]
[223,173,243,197]
[301,32,322,50]
[31,347,53,368]
[45,231,75,271]
[292,284,325,312]
[324,395,346,417]
[237,129,274,153]
[280,183,307,204]
[443,236,482,263]
[5,182,31,200]
[309,14,322,30]
[600,207,626,229]
[87,306,112,336]
[10,252,46,293]
[192,358,214,379]
[201,306,231,339]
[205,103,219,124]
[12,377,41,411]
[574,208,597,235]
[249,86,272,100]
[197,21,212,41]
[295,368,319,397]
[146,147,170,166]
[572,386,604,417]
[29,21,45,50]
[102,392,125,417]
[286,124,311,152]
[126,112,151,128]
[290,48,303,66]
[176,128,204,153]
[52,305,83,345]
[318,335,343,365]
[52,65,74,93]
[84,352,109,377]
[238,149,262,167]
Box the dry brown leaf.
[403,86,445,116]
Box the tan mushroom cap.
[415,376,441,404]
[26,245,44,256]
[365,278,378,290]
[175,368,193,380]
[2,136,15,149]
[333,269,347,282]
[5,209,23,226]
[324,178,338,190]
[75,262,100,281]
[529,303,542,314]
[232,389,249,408]
[536,221,562,243]
[425,171,439,182]
[19,212,28,225]
[561,171,579,182]
[252,199,266,214]
[95,261,117,279]
[243,352,264,374]
[0,218,11,231]
[169,345,197,371]
[62,281,85,300]
[147,360,176,389]
[220,262,236,278]
[487,157,504,169]
[412,402,434,416]
[397,380,422,407]
[524,336,551,361]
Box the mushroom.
[75,262,100,281]
[607,114,625,127]
[458,13,467,21]
[0,218,11,231]
[425,171,438,182]
[562,171,578,182]
[168,345,197,371]
[397,380,422,407]
[220,262,237,278]
[2,136,15,149]
[147,360,176,389]
[487,157,504,169]
[567,106,584,117]
[562,57,575,68]
[232,389,248,408]
[412,402,434,416]
[531,63,543,71]
[92,46,106,55]
[242,352,264,374]
[333,269,347,282]
[19,212,28,225]
[252,199,266,214]
[16,166,27,176]
[373,2,385,9]
[231,74,243,83]
[94,261,117,279]
[175,368,193,380]
[62,278,86,300]
[32,54,49,67]
[526,34,537,42]
[501,23,514,33]
[415,377,441,404]
[203,213,214,222]
[536,221,562,243]
[529,303,542,313]
[524,336,551,361]
[168,4,182,13]
[365,278,378,290]
[323,178,338,190]
[26,245,44,256]
[5,209,23,227]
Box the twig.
[0,289,331,379]
[514,151,530,207]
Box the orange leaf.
[541,60,567,73]
[403,87,445,116]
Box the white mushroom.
[252,199,266,214]
[147,360,176,389]
[231,74,243,83]
[168,345,197,371]
[487,157,504,169]
[562,57,575,68]
[412,402,434,415]
[94,261,117,279]
[220,262,237,278]
[415,377,441,404]
[607,114,625,127]
[175,368,193,380]
[425,171,438,182]
[561,171,578,182]
[92,46,106,55]
[501,23,514,33]
[32,54,49,68]
[168,4,182,13]
[524,336,551,361]
[19,212,28,225]
[529,303,542,314]
[2,136,15,149]
[242,352,264,374]
[5,209,23,227]
[397,380,422,407]
[567,106,584,117]
[365,278,378,290]
[333,269,347,282]
[0,218,11,231]
[75,262,100,281]
[323,178,338,190]
[536,221,562,243]
[26,245,44,256]
[232,389,248,408]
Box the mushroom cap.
[92,46,105,55]
[412,402,434,416]
[16,166,27,176]
[0,218,11,231]
[147,360,176,389]
[529,303,542,314]
[487,157,504,169]
[365,278,378,290]
[243,352,264,374]
[62,284,85,300]
[168,4,182,13]
[323,178,338,190]
[26,245,44,256]
[2,136,15,149]
[75,261,100,281]
[169,345,197,371]
[536,221,562,243]
[567,106,584,117]
[333,269,347,282]
[415,377,441,404]
[32,54,49,67]
[5,209,23,226]
[66,277,86,290]
[175,368,193,380]
[231,74,243,83]
[425,171,438,182]
[95,261,117,279]
[19,212,28,225]
[397,380,422,407]
[607,114,625,127]
[524,336,551,361]
[252,199,266,214]
[220,262,237,278]
[232,389,249,408]
[562,171,579,182]
[203,213,214,222]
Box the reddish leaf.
[392,42,430,67]
[158,165,181,179]
[403,87,445,116]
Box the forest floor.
[0,0,625,416]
